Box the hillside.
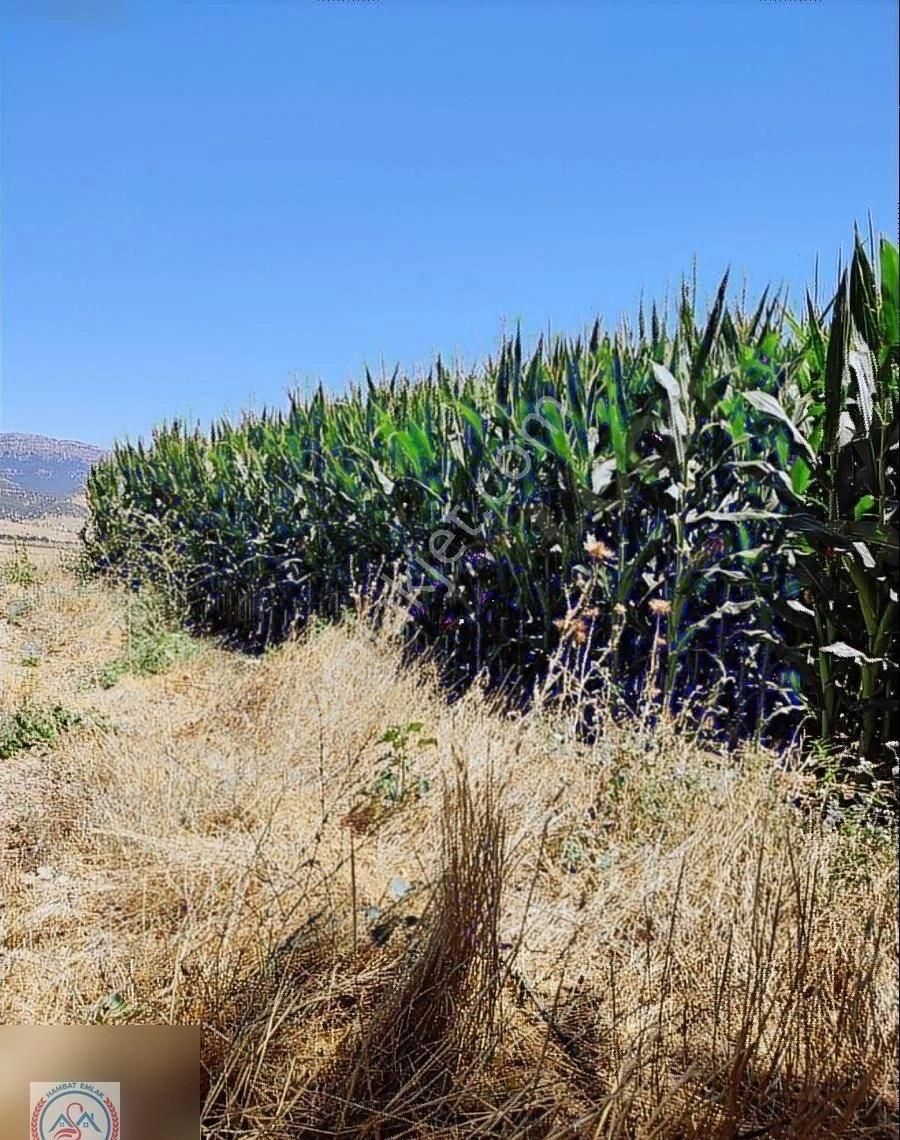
[0,433,105,522]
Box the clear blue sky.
[2,0,897,449]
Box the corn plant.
[752,234,898,757]
[84,230,898,764]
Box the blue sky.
[2,0,897,449]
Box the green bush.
[0,703,82,760]
[1,546,38,587]
[96,597,196,689]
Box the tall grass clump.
[84,231,898,765]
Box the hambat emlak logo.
[30,1083,120,1140]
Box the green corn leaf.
[651,361,689,473]
[823,270,850,454]
[849,235,880,352]
[591,456,617,495]
[742,390,815,460]
[566,359,588,455]
[821,641,884,666]
[538,397,574,464]
[790,457,812,496]
[879,238,899,352]
[691,268,729,383]
[682,598,757,636]
[455,400,484,442]
[848,321,876,434]
[853,494,875,520]
[370,458,395,496]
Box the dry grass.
[0,548,897,1138]
[0,508,85,548]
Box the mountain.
[0,433,106,521]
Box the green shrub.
[96,597,196,689]
[370,722,435,807]
[1,546,38,587]
[0,702,82,760]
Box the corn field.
[85,231,899,764]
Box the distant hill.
[0,433,106,521]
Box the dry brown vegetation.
[1,546,897,1138]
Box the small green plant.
[19,641,43,668]
[371,722,436,807]
[90,990,148,1025]
[71,545,97,586]
[96,595,196,688]
[0,702,82,760]
[561,831,588,874]
[1,545,38,587]
[341,723,436,834]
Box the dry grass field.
[0,507,85,551]
[0,543,897,1138]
